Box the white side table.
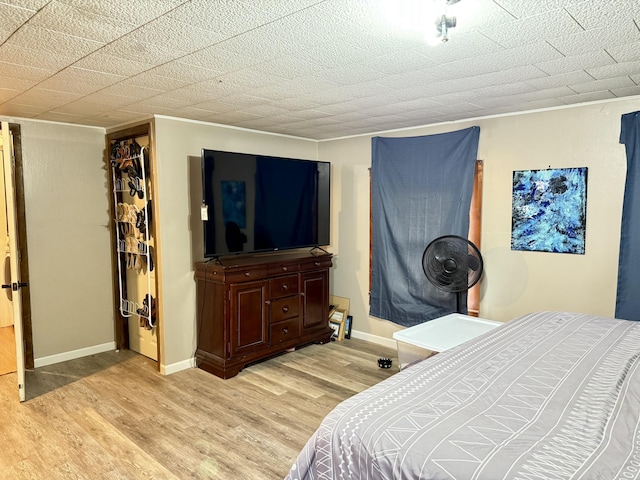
[392,313,502,369]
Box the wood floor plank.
[69,407,180,480]
[0,338,397,479]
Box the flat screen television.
[201,149,331,258]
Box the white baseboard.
[350,329,397,350]
[160,358,194,376]
[32,334,398,371]
[34,341,117,368]
[154,332,398,376]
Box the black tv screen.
[201,149,330,258]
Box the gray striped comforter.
[286,311,640,479]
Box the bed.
[286,311,640,480]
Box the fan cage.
[422,235,483,293]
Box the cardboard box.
[329,295,350,318]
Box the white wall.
[1,117,114,361]
[153,116,318,371]
[319,97,640,340]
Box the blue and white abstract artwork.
[511,167,588,254]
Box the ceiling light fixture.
[383,0,464,45]
[431,0,462,44]
[436,14,456,42]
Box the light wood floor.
[0,325,17,376]
[0,338,397,479]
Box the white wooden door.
[1,121,26,401]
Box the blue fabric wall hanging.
[616,111,640,321]
[370,126,480,327]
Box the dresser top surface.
[196,250,332,271]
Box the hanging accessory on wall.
[148,245,154,272]
[422,235,483,313]
[127,156,145,199]
[137,298,149,328]
[110,140,156,327]
[145,198,152,226]
[119,156,134,172]
[112,138,145,198]
[129,139,142,157]
[136,209,146,234]
[136,294,157,330]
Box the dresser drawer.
[270,274,299,299]
[299,258,332,271]
[270,296,300,323]
[270,317,300,346]
[267,262,299,276]
[224,266,268,283]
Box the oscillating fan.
[421,235,483,313]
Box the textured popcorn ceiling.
[1,0,639,139]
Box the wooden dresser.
[195,251,333,379]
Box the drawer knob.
[282,284,289,291]
[314,262,320,266]
[282,305,289,313]
[282,266,288,271]
[282,327,289,335]
[244,272,250,277]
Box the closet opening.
[106,122,161,367]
